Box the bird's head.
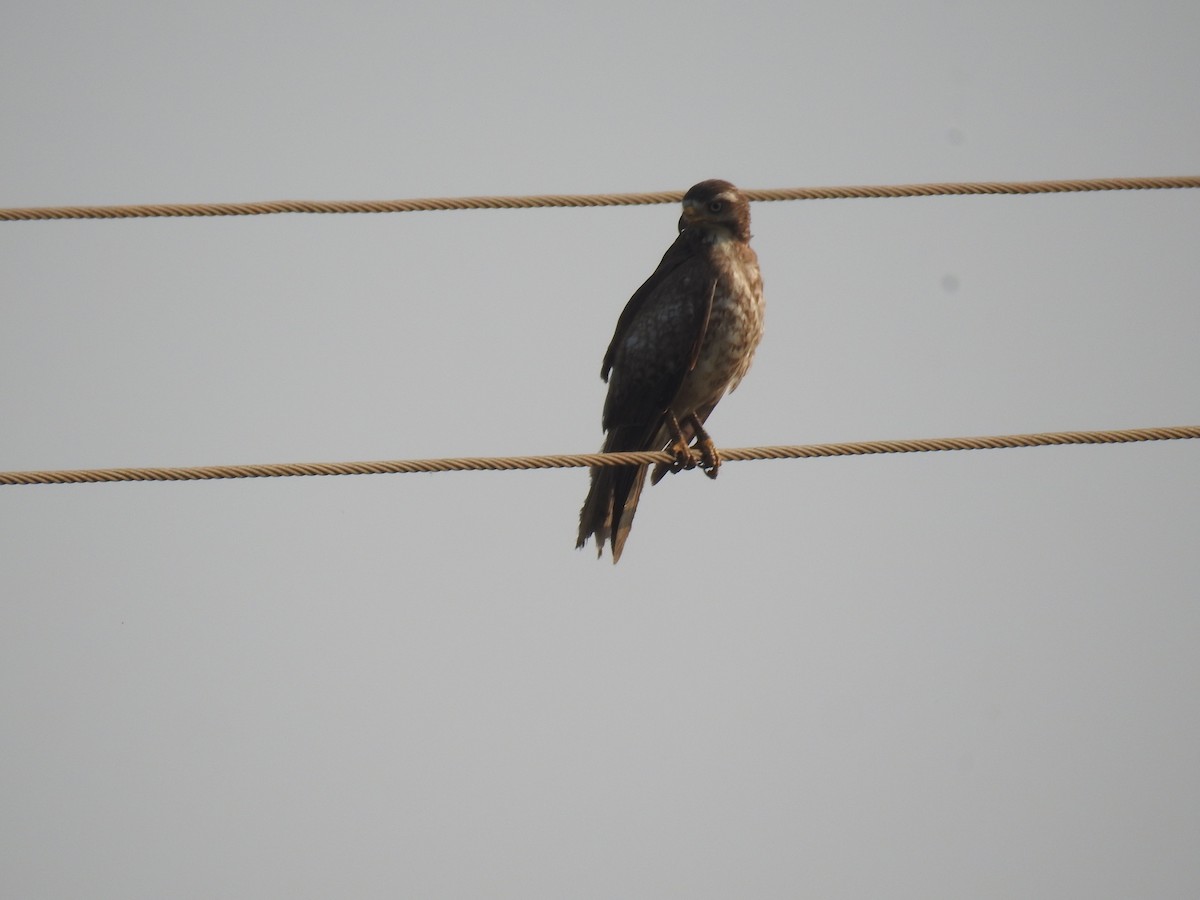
[678,179,751,242]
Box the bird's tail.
[576,427,651,563]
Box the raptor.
[577,179,765,562]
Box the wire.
[2,425,1196,486]
[3,179,1195,489]
[1,176,1197,221]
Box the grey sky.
[2,2,1199,897]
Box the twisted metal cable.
[2,176,1197,222]
[2,425,1196,486]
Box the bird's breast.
[673,240,764,415]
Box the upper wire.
[2,175,1198,221]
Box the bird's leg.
[686,414,721,479]
[664,412,697,472]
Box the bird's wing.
[601,231,696,382]
[600,244,717,437]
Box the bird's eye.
[707,200,724,213]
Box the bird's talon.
[698,438,721,479]
[670,439,695,472]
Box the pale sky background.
[2,2,1199,897]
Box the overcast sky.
[3,2,1199,897]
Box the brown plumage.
[576,179,765,562]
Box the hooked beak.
[679,201,702,225]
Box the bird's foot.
[686,415,720,479]
[665,412,697,473]
[696,435,721,479]
[669,435,697,473]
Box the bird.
[576,179,765,562]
